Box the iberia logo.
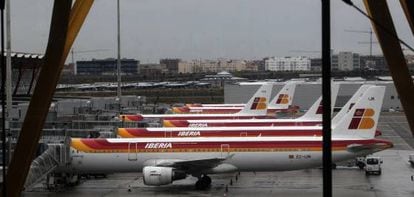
[276,94,289,104]
[348,108,375,129]
[250,97,267,110]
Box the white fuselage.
[60,137,391,174]
[67,150,354,173]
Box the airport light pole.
[321,0,332,197]
[5,0,11,167]
[0,0,6,195]
[116,0,122,114]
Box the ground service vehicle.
[409,154,414,167]
[365,156,383,175]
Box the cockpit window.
[366,158,379,165]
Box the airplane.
[117,85,380,138]
[120,83,275,122]
[61,87,392,190]
[163,83,345,128]
[185,103,244,108]
[172,82,298,114]
[118,126,322,138]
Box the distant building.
[139,63,168,78]
[310,58,322,71]
[160,59,180,73]
[406,55,414,71]
[331,54,339,71]
[62,63,75,75]
[180,59,249,73]
[265,56,311,71]
[245,60,260,71]
[338,52,360,71]
[256,59,266,71]
[360,55,388,71]
[406,54,414,64]
[178,61,193,73]
[217,59,247,72]
[76,58,139,75]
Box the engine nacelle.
[142,166,186,186]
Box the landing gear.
[357,162,365,170]
[195,175,211,190]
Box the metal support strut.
[363,0,414,136]
[321,0,332,197]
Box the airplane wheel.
[195,176,211,190]
[195,180,204,190]
[195,179,208,190]
[202,175,212,185]
[357,162,365,170]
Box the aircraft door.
[164,131,172,138]
[221,144,230,158]
[128,143,138,161]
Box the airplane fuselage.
[60,137,392,174]
[117,127,323,138]
[163,119,321,127]
[120,114,274,122]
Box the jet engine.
[142,166,186,186]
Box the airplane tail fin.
[331,83,339,113]
[236,83,273,115]
[332,85,372,127]
[297,83,339,120]
[268,82,297,109]
[332,86,385,139]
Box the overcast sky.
[10,0,414,63]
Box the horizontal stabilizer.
[347,142,393,153]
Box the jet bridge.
[24,143,70,190]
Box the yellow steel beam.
[3,1,72,196]
[64,0,95,61]
[363,0,414,136]
[3,0,94,196]
[400,0,414,36]
[53,0,95,85]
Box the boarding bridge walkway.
[24,143,69,190]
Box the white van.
[409,154,414,167]
[365,156,383,175]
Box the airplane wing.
[154,154,235,173]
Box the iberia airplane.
[120,83,274,122]
[117,85,377,138]
[172,82,297,114]
[164,84,367,128]
[61,87,392,190]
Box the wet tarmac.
[24,112,414,197]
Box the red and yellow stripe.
[71,138,393,154]
[172,107,190,114]
[117,128,323,138]
[119,115,143,122]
